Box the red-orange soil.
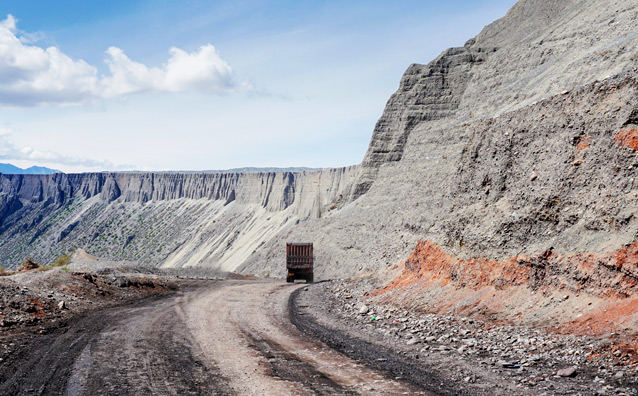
[375,240,637,297]
[576,135,591,150]
[374,240,638,354]
[614,127,638,151]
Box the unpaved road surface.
[0,280,436,395]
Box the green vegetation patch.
[52,254,71,267]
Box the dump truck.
[286,242,313,283]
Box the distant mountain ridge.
[161,167,319,173]
[0,163,61,175]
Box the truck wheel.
[307,275,313,283]
[286,276,293,283]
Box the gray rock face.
[0,169,356,211]
[353,46,495,199]
[0,168,358,269]
[354,0,638,198]
[101,177,121,202]
[240,0,638,279]
[445,76,638,256]
[243,72,638,280]
[0,0,636,279]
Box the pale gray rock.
[0,0,636,282]
[557,366,578,377]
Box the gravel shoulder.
[297,279,637,395]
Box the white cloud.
[0,129,127,169]
[0,15,246,106]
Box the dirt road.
[0,280,435,395]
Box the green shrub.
[52,254,71,267]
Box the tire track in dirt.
[239,328,356,395]
[185,280,428,395]
[78,286,233,395]
[0,283,233,395]
[3,279,440,395]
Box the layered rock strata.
[0,0,636,285]
[0,168,357,270]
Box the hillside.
[240,0,638,343]
[0,0,636,288]
[243,0,638,279]
[0,169,356,269]
[1,1,637,394]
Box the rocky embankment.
[373,239,637,339]
[244,71,638,281]
[296,280,637,395]
[244,0,638,279]
[0,265,177,331]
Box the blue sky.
[0,0,516,172]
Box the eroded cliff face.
[352,46,496,199]
[0,167,357,270]
[354,0,638,199]
[242,73,638,280]
[242,0,638,280]
[0,0,636,287]
[239,69,638,346]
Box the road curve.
[1,280,432,395]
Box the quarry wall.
[0,0,636,286]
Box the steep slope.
[243,72,638,279]
[353,0,637,199]
[239,0,638,346]
[241,0,638,282]
[0,168,356,270]
[351,46,496,199]
[0,0,636,288]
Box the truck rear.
[286,242,313,283]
